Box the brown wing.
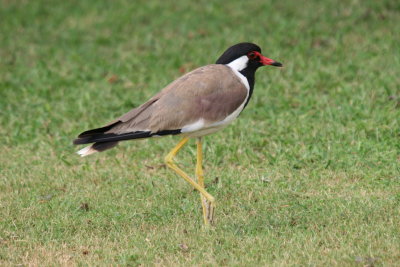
[108,64,248,134]
[74,64,248,146]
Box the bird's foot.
[202,198,215,225]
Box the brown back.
[106,64,248,134]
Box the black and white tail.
[73,124,181,157]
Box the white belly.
[185,123,229,137]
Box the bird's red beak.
[259,54,283,67]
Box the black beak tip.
[271,61,283,67]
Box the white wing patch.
[181,119,205,133]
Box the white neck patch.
[226,56,250,90]
[226,55,248,72]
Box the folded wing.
[73,64,248,154]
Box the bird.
[73,42,282,225]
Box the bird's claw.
[203,199,215,225]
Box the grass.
[0,0,399,265]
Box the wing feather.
[75,64,248,142]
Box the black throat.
[239,64,258,108]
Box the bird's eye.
[247,52,257,60]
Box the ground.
[0,0,399,266]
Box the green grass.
[1,0,399,265]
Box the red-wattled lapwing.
[73,42,282,225]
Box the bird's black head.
[216,42,282,107]
[216,42,282,69]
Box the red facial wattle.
[251,51,283,67]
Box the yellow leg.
[196,137,214,225]
[164,137,215,225]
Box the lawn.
[0,0,399,266]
